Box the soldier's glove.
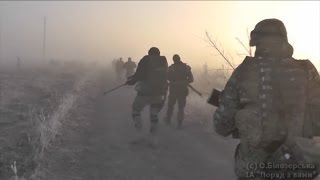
[127,75,134,80]
[126,77,136,86]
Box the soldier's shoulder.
[168,64,175,70]
[236,56,254,69]
[243,56,255,63]
[183,63,191,70]
[292,58,318,71]
[141,55,149,60]
[159,55,167,61]
[295,58,315,66]
[138,56,149,65]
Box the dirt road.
[44,72,239,180]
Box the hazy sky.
[0,1,319,70]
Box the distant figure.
[16,56,21,71]
[115,58,125,81]
[164,54,194,129]
[126,47,168,147]
[49,59,57,65]
[123,57,137,78]
[203,62,208,79]
[111,58,117,72]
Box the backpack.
[301,60,320,138]
[135,55,168,96]
[169,63,190,82]
[268,137,320,178]
[234,57,320,178]
[269,60,320,177]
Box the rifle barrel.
[188,84,202,97]
[103,83,126,95]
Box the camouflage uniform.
[123,58,137,78]
[132,94,166,133]
[127,47,168,135]
[165,55,194,128]
[213,19,320,180]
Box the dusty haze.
[0,1,319,70]
[0,1,320,179]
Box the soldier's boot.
[131,113,145,145]
[148,114,159,148]
[133,115,143,132]
[148,123,159,148]
[164,115,172,126]
[165,107,174,125]
[177,109,184,129]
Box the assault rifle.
[103,83,127,95]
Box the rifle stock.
[208,88,240,139]
[207,88,221,107]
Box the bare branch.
[247,28,253,56]
[205,31,235,70]
[235,37,251,55]
[208,68,234,71]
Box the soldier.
[111,58,117,72]
[213,19,320,180]
[203,62,208,79]
[16,56,21,71]
[164,54,193,129]
[126,47,168,146]
[115,58,124,81]
[123,57,137,78]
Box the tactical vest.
[168,63,190,95]
[300,60,320,138]
[235,56,312,152]
[234,56,320,178]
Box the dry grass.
[29,63,99,180]
[0,60,97,179]
[30,71,90,158]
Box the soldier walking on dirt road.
[16,56,21,71]
[126,47,168,146]
[115,58,125,81]
[164,54,194,129]
[123,57,137,78]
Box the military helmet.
[173,54,180,61]
[250,18,288,47]
[148,47,160,56]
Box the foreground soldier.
[123,57,137,78]
[213,19,320,180]
[126,47,168,146]
[164,54,193,129]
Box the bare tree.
[235,27,253,57]
[204,31,235,70]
